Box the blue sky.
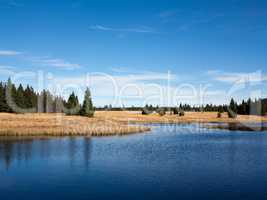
[0,0,267,106]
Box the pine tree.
[218,105,224,113]
[5,78,17,113]
[66,92,80,115]
[246,98,251,115]
[45,91,54,113]
[80,88,94,117]
[24,85,37,112]
[0,82,9,112]
[228,98,237,118]
[16,84,25,112]
[53,96,65,113]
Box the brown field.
[95,111,267,124]
[0,112,150,137]
[0,111,266,137]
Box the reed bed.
[0,113,150,137]
[95,111,267,124]
[1,111,266,137]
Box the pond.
[1,123,267,200]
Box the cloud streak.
[26,56,81,70]
[40,58,81,69]
[0,50,21,56]
[0,65,16,70]
[208,70,267,84]
[89,25,156,33]
[50,71,228,106]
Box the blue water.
[1,124,267,200]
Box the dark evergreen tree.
[5,78,17,113]
[65,92,80,115]
[0,82,9,112]
[228,98,237,118]
[15,84,25,112]
[53,96,65,113]
[80,88,94,117]
[24,85,37,112]
[218,105,224,113]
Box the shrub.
[179,111,185,116]
[157,108,166,116]
[172,107,179,115]
[142,109,152,115]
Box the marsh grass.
[1,111,266,137]
[0,113,150,137]
[96,111,267,124]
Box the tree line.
[1,78,266,117]
[99,99,267,118]
[0,78,94,117]
[227,98,267,117]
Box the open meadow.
[0,112,150,137]
[0,111,267,137]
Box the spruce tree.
[80,88,94,117]
[228,98,237,118]
[5,78,16,113]
[0,82,8,112]
[16,84,25,112]
[24,85,37,112]
[66,92,80,115]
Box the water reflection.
[83,137,92,170]
[1,125,267,200]
[0,137,92,170]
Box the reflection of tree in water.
[0,137,93,171]
[68,137,92,170]
[0,141,13,170]
[83,137,92,170]
[68,137,77,168]
[0,139,33,170]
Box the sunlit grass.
[0,113,150,137]
[0,111,266,137]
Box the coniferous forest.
[0,78,266,116]
[0,78,94,117]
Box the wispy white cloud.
[54,71,176,86]
[27,56,81,70]
[40,58,81,69]
[110,67,132,73]
[0,50,21,56]
[51,71,230,106]
[49,71,177,106]
[208,70,267,84]
[0,65,15,70]
[0,65,16,77]
[89,25,156,33]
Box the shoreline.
[0,113,151,137]
[0,111,266,137]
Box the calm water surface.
[1,124,267,200]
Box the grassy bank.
[0,113,150,137]
[0,111,266,137]
[95,111,267,124]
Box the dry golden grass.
[95,111,267,124]
[0,113,150,137]
[0,111,266,137]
